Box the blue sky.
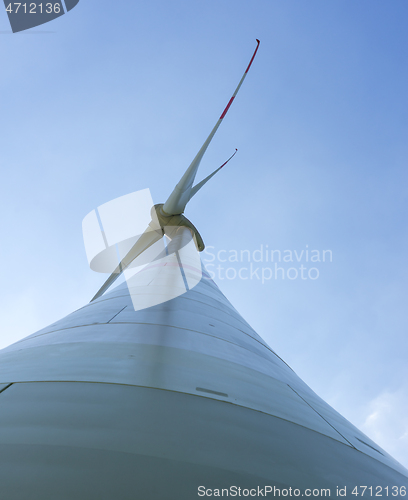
[0,0,407,467]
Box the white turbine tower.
[0,40,406,499]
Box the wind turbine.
[90,39,259,302]
[0,40,406,500]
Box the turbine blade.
[188,149,237,201]
[163,39,260,216]
[90,223,163,302]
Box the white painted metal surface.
[0,264,407,499]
